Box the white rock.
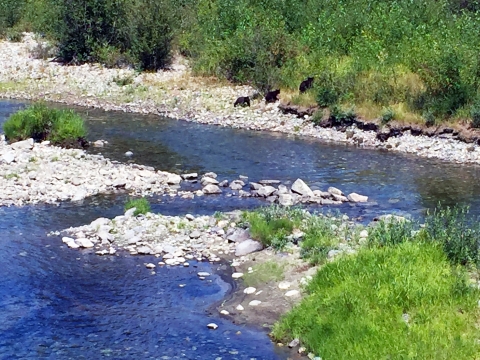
[244,287,256,294]
[75,238,94,248]
[328,186,344,196]
[220,310,230,315]
[347,192,368,202]
[291,178,314,197]
[235,239,263,256]
[207,323,218,330]
[197,272,211,277]
[285,290,300,297]
[167,173,182,185]
[278,281,291,290]
[232,272,244,279]
[1,152,15,164]
[248,300,262,306]
[125,151,133,156]
[359,229,368,238]
[278,193,294,206]
[145,263,156,269]
[236,304,244,311]
[202,184,222,194]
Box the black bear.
[265,89,280,103]
[234,96,251,107]
[299,77,314,93]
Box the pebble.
[197,272,211,277]
[243,287,256,294]
[145,263,155,269]
[278,281,291,290]
[248,300,262,306]
[232,272,244,279]
[220,310,230,315]
[236,305,244,311]
[207,323,218,330]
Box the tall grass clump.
[2,103,87,147]
[243,205,306,250]
[300,215,357,265]
[124,197,151,216]
[368,217,416,248]
[424,205,480,267]
[272,242,480,359]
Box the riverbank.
[1,34,480,165]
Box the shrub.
[2,103,87,146]
[272,242,480,359]
[310,110,324,126]
[124,197,151,216]
[5,28,23,42]
[329,105,356,126]
[423,110,436,127]
[424,205,480,267]
[470,103,480,128]
[380,107,395,124]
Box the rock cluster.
[0,136,176,206]
[1,34,480,166]
[53,209,265,262]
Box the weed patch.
[242,261,285,288]
[124,197,151,216]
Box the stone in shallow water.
[202,184,222,194]
[145,263,155,269]
[75,238,94,248]
[207,323,218,330]
[197,272,210,277]
[291,178,313,197]
[347,192,368,202]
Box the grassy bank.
[240,205,480,358]
[3,1,480,126]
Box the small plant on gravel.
[242,261,285,288]
[272,242,480,359]
[310,110,324,126]
[244,205,307,250]
[112,75,134,87]
[4,173,19,180]
[51,156,59,162]
[3,103,87,147]
[124,197,151,216]
[29,157,37,163]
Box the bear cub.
[265,89,280,103]
[234,96,251,107]
[299,77,314,93]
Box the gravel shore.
[1,34,480,165]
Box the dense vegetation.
[4,0,480,123]
[3,103,87,147]
[242,205,480,358]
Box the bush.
[424,205,480,267]
[51,0,174,70]
[300,215,343,264]
[272,242,480,359]
[380,107,395,124]
[2,103,87,146]
[329,105,356,126]
[124,197,151,216]
[470,103,480,128]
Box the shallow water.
[2,99,480,359]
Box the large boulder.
[166,173,182,185]
[328,187,343,196]
[291,178,314,197]
[278,194,294,206]
[201,176,219,186]
[257,185,276,197]
[235,239,263,256]
[227,229,250,243]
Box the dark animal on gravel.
[299,77,314,93]
[265,89,280,103]
[234,96,251,107]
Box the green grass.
[300,215,357,265]
[272,242,480,359]
[2,103,87,146]
[243,205,307,250]
[242,261,285,288]
[124,197,151,216]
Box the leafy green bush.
[2,103,87,146]
[0,0,26,34]
[424,205,480,267]
[329,105,356,126]
[51,0,174,70]
[470,103,480,128]
[272,242,480,359]
[380,107,395,124]
[124,197,151,216]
